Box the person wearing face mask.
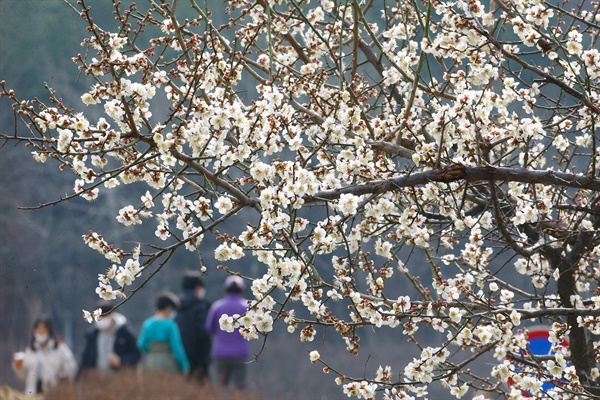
[78,301,141,377]
[12,318,77,395]
[175,271,212,384]
[137,291,190,375]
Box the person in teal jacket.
[137,291,190,375]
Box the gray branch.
[306,164,599,203]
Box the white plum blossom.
[310,350,320,363]
[219,314,238,333]
[214,242,244,261]
[215,196,234,215]
[448,307,463,323]
[116,205,142,226]
[336,193,359,216]
[82,308,102,323]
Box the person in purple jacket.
[205,276,249,389]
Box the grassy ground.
[5,369,267,400]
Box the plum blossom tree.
[1,0,600,398]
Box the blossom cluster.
[2,0,599,398]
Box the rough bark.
[306,164,600,203]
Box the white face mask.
[34,333,49,344]
[196,288,206,300]
[169,311,178,320]
[96,317,113,332]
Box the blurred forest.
[0,1,428,399]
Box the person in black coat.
[175,271,212,384]
[79,301,140,376]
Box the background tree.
[1,0,599,398]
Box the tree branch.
[476,26,600,114]
[306,164,600,203]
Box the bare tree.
[1,0,599,398]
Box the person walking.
[12,318,77,395]
[205,276,250,390]
[79,301,141,376]
[137,291,190,375]
[175,271,212,384]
